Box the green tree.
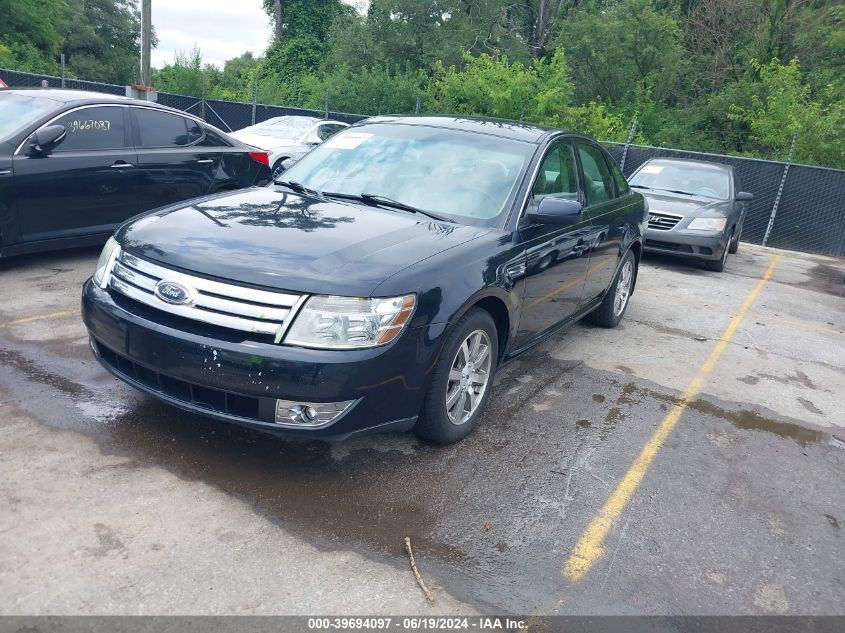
[729,58,845,167]
[0,0,67,73]
[559,0,686,106]
[61,0,145,83]
[154,48,204,96]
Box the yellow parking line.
[0,309,79,328]
[563,253,783,582]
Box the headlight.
[284,294,416,349]
[92,237,121,288]
[688,217,727,231]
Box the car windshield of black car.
[0,93,59,141]
[279,123,535,227]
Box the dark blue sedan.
[82,116,647,443]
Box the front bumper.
[82,279,444,439]
[643,228,728,261]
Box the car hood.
[641,191,732,216]
[116,187,489,296]
[229,132,298,151]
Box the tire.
[271,159,287,180]
[415,308,499,444]
[705,229,732,272]
[728,224,741,254]
[537,253,555,270]
[586,250,637,328]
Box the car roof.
[358,115,565,143]
[2,88,200,118]
[644,157,733,172]
[3,88,134,104]
[250,115,348,127]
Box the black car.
[81,117,646,444]
[0,89,270,257]
[629,158,754,272]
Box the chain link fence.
[2,67,843,257]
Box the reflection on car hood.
[641,190,731,216]
[116,187,489,296]
[229,131,297,151]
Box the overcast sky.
[151,0,368,69]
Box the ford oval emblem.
[154,280,194,305]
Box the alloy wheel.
[445,329,492,425]
[614,260,633,317]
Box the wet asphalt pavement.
[0,243,843,615]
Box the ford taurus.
[81,116,647,443]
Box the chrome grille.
[107,252,304,339]
[648,211,683,231]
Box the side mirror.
[30,125,67,155]
[736,191,754,202]
[304,135,322,146]
[527,197,583,226]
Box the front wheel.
[728,223,741,254]
[705,229,733,272]
[415,309,498,444]
[586,250,637,328]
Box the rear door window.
[608,155,630,195]
[51,106,128,151]
[134,108,194,148]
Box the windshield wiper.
[649,187,697,196]
[273,179,320,196]
[322,191,451,222]
[630,184,651,190]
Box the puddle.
[0,348,90,398]
[805,263,845,298]
[623,382,832,448]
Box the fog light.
[275,399,357,427]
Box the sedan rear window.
[0,93,58,141]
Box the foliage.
[0,0,145,82]
[154,49,205,97]
[729,58,845,166]
[2,0,844,168]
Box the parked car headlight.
[92,237,121,288]
[284,294,416,349]
[688,217,727,231]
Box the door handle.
[0,169,10,176]
[110,162,133,169]
[196,158,214,164]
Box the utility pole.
[274,0,283,41]
[140,0,152,87]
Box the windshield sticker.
[324,132,372,149]
[640,165,664,174]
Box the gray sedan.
[629,158,753,272]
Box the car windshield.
[0,93,58,141]
[630,161,731,199]
[239,116,316,140]
[279,123,535,226]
